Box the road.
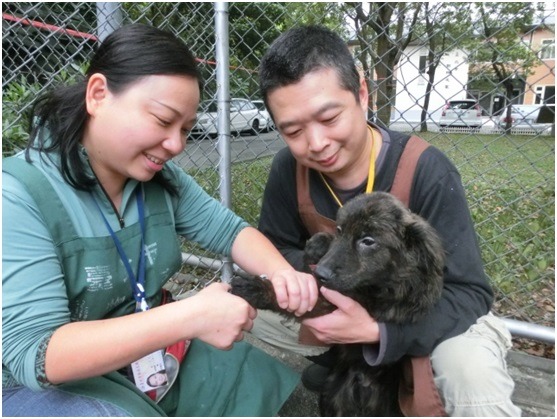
[172,129,286,172]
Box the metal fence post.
[214,1,234,282]
[96,2,123,41]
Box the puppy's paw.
[230,275,279,310]
[304,232,334,268]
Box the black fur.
[231,192,445,416]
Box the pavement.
[244,334,555,417]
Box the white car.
[496,104,555,134]
[252,100,275,131]
[191,98,271,137]
[439,99,482,130]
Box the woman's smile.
[144,152,166,171]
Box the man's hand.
[301,287,380,344]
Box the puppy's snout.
[314,265,334,285]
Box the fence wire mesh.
[2,2,555,354]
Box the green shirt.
[2,148,248,390]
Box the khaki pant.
[251,312,521,417]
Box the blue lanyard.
[92,188,148,312]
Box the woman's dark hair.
[259,25,360,114]
[27,23,201,193]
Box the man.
[252,25,520,416]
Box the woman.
[2,24,318,416]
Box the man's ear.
[85,73,109,116]
[358,75,369,114]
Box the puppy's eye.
[336,226,342,234]
[358,236,376,248]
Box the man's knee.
[430,315,521,416]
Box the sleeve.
[379,147,493,364]
[2,173,71,390]
[257,149,309,271]
[166,162,249,256]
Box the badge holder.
[130,349,168,393]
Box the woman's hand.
[301,287,380,344]
[186,282,257,350]
[230,226,319,317]
[268,269,319,317]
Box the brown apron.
[295,135,447,416]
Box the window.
[534,85,555,105]
[540,39,555,60]
[419,55,427,74]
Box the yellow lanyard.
[319,126,377,208]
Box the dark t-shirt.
[258,125,493,364]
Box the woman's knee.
[2,386,130,417]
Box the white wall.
[392,45,470,123]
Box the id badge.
[130,349,168,393]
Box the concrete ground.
[243,334,555,417]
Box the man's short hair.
[259,25,361,108]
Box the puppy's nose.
[314,265,334,284]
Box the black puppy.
[231,192,445,416]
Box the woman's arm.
[45,282,255,384]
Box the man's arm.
[380,147,493,363]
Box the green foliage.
[2,76,41,156]
[468,2,540,95]
[2,63,88,157]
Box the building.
[522,23,555,106]
[391,44,470,125]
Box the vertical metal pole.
[214,2,234,282]
[96,2,123,41]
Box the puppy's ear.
[404,217,445,276]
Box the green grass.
[187,132,555,326]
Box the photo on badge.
[131,349,168,392]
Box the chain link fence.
[2,2,555,354]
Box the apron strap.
[390,135,430,207]
[296,161,336,236]
[3,157,79,252]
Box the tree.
[344,2,421,127]
[227,2,345,98]
[469,2,540,130]
[418,2,473,132]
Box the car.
[439,99,482,130]
[190,98,271,138]
[496,104,555,134]
[252,100,275,131]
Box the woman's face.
[83,74,200,194]
[147,372,167,387]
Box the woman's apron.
[3,157,299,416]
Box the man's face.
[267,68,370,180]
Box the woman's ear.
[85,73,109,116]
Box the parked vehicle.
[439,99,482,129]
[496,104,555,134]
[190,98,271,138]
[252,100,275,131]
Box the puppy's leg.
[230,275,282,312]
[230,275,337,319]
[303,232,334,269]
